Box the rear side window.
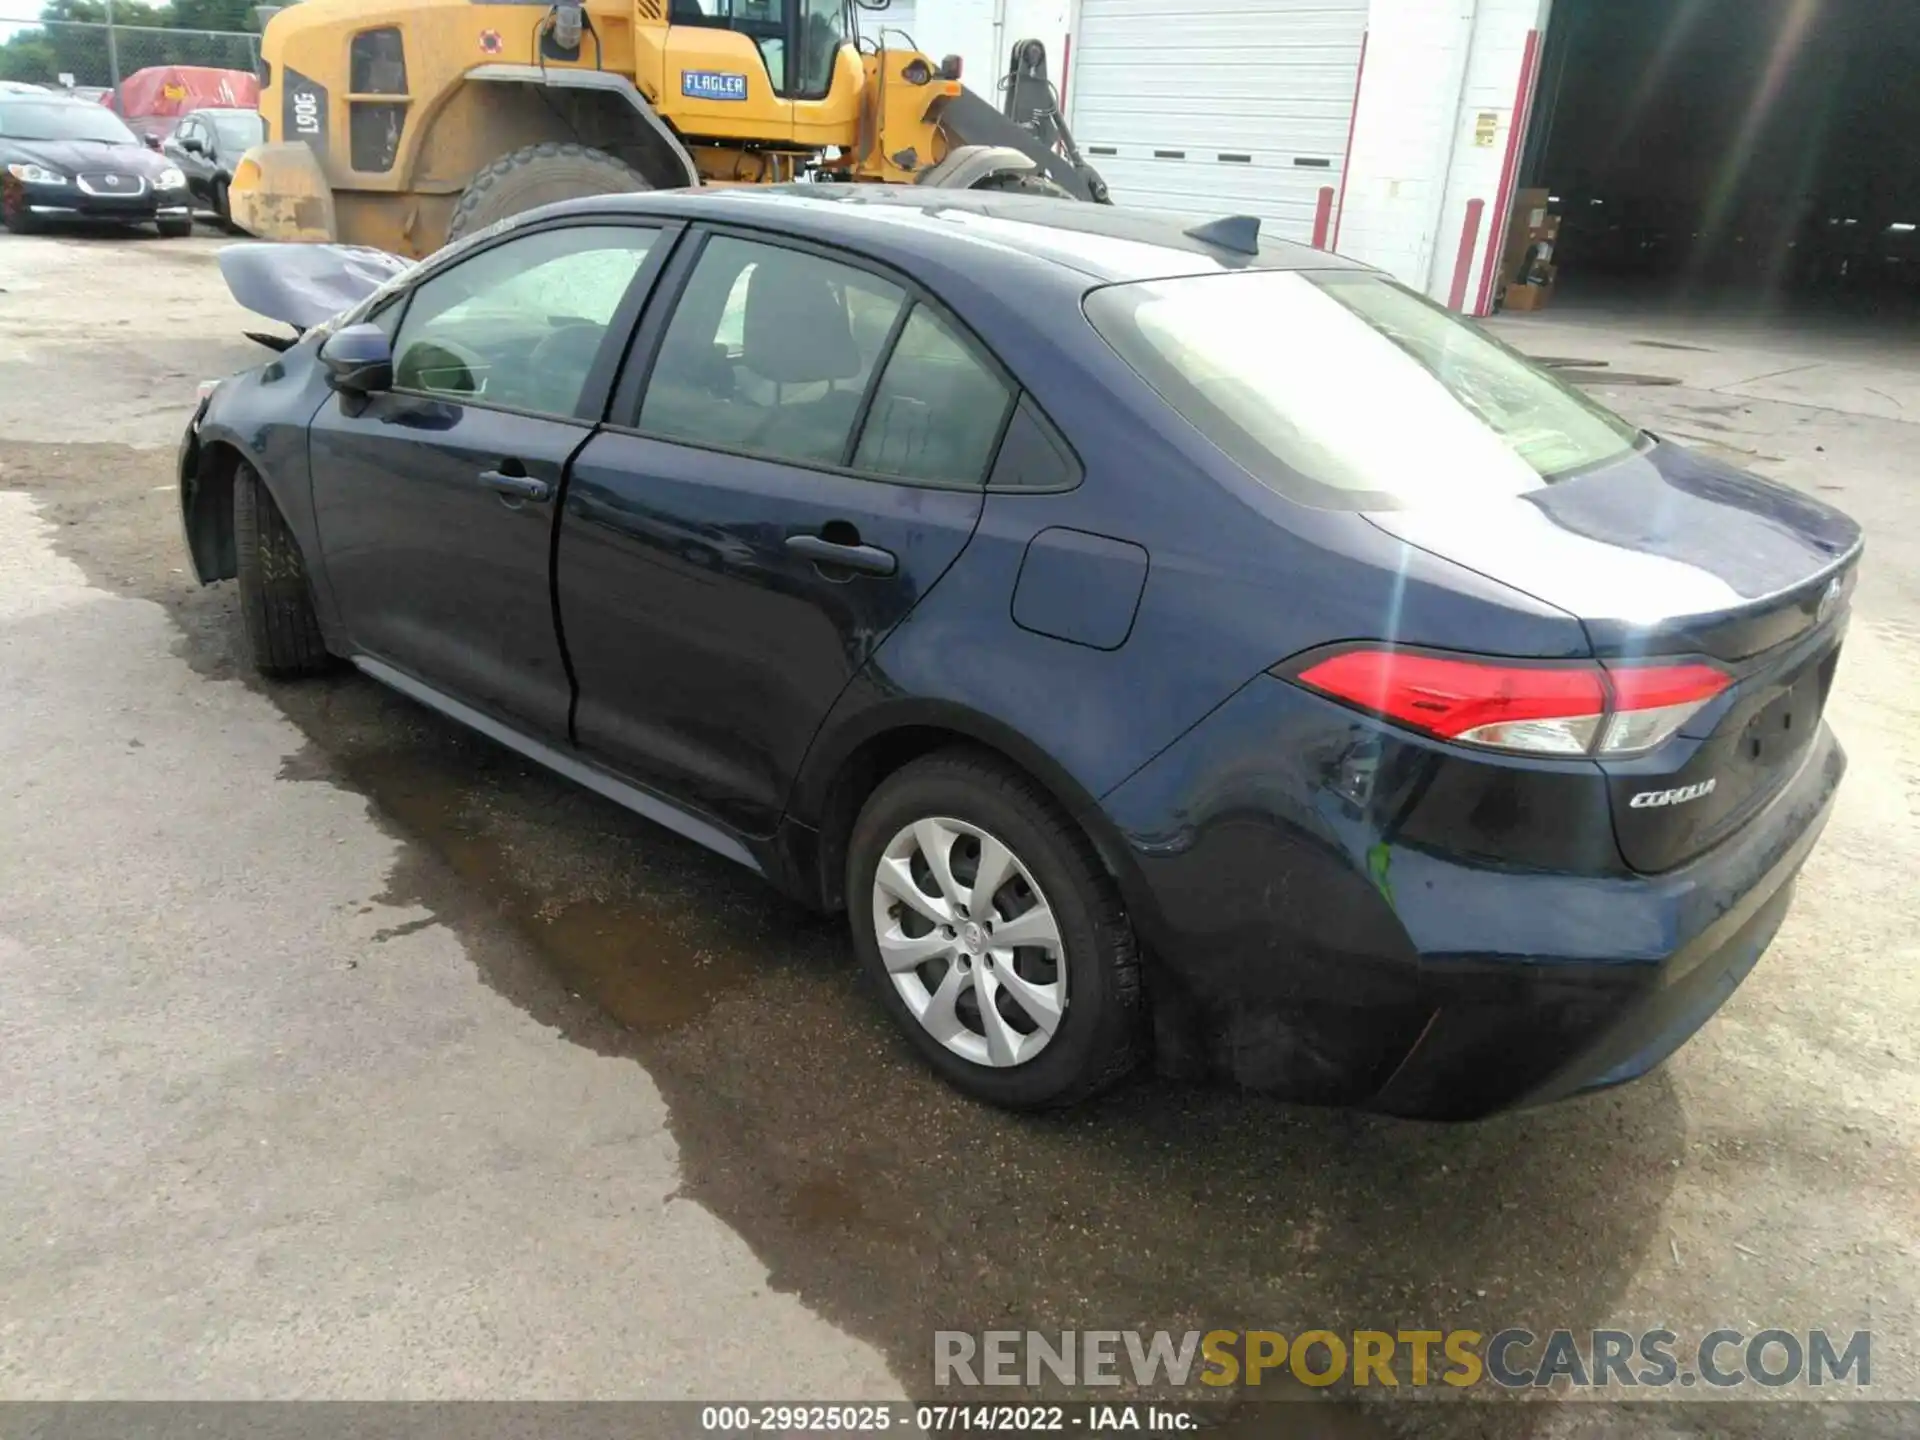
[1085,269,1645,511]
[638,236,906,467]
[852,305,1014,485]
[988,395,1080,491]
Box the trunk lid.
[1368,441,1862,872]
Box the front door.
[310,220,668,736]
[559,231,1018,837]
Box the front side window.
[1085,269,1646,510]
[391,224,658,416]
[639,236,905,466]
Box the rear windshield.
[213,112,264,149]
[1084,269,1645,510]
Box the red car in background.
[103,66,258,145]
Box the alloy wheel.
[870,816,1067,1068]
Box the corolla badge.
[1631,779,1717,809]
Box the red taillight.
[1293,650,1730,757]
[1598,661,1730,753]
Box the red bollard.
[1311,186,1335,250]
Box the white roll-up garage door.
[1067,0,1368,238]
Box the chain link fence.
[0,18,258,101]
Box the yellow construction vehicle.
[228,0,1108,256]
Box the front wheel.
[157,217,193,238]
[847,750,1145,1108]
[446,142,652,245]
[3,184,37,234]
[233,461,331,677]
[212,178,233,230]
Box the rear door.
[310,219,671,736]
[558,229,1016,837]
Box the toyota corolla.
[178,188,1860,1119]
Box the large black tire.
[970,170,1075,200]
[233,462,331,678]
[157,218,193,238]
[847,748,1145,1109]
[212,177,232,231]
[446,142,653,245]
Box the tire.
[446,142,653,245]
[157,217,193,238]
[212,178,232,230]
[970,170,1075,200]
[847,748,1145,1109]
[3,184,36,234]
[233,461,331,678]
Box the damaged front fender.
[178,400,236,584]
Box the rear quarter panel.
[792,264,1596,857]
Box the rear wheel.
[847,749,1145,1109]
[233,461,331,678]
[446,142,653,245]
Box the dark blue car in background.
[179,188,1861,1119]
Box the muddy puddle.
[3,439,1733,1440]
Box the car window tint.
[391,224,658,416]
[987,394,1080,490]
[1086,269,1645,511]
[638,235,905,468]
[852,304,1013,485]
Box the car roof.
[537,185,1371,288]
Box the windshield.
[1085,269,1645,510]
[0,100,138,144]
[796,0,849,98]
[212,113,264,149]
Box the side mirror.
[144,132,163,151]
[177,134,201,153]
[319,322,393,393]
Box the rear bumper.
[1373,727,1839,1119]
[1099,677,1846,1121]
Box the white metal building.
[888,0,1554,316]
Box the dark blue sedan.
[179,188,1860,1119]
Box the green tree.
[0,0,258,88]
